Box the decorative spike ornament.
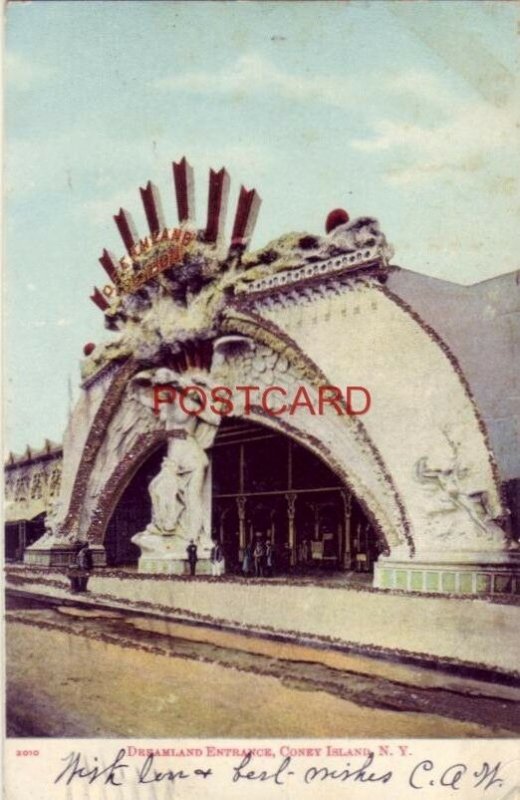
[90,287,110,311]
[205,167,230,244]
[231,186,261,249]
[114,208,139,255]
[140,181,165,237]
[99,249,119,283]
[173,157,195,223]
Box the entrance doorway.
[210,418,379,575]
[104,443,166,567]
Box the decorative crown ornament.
[91,156,261,314]
[84,156,393,383]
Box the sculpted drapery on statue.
[131,368,219,567]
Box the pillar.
[285,492,297,567]
[341,490,353,569]
[236,495,247,558]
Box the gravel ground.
[5,598,519,739]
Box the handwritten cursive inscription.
[54,749,129,786]
[137,753,212,784]
[53,748,508,795]
[232,752,294,785]
[304,752,392,784]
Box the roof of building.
[5,439,63,469]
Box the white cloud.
[155,55,468,119]
[6,52,54,91]
[351,95,520,188]
[158,53,518,195]
[155,53,361,109]
[384,70,457,113]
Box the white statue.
[132,368,219,560]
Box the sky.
[4,0,520,454]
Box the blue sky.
[4,1,520,453]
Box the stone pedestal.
[132,527,213,575]
[24,546,74,568]
[24,543,107,568]
[137,556,212,575]
[374,552,520,595]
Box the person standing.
[253,536,265,578]
[76,542,93,591]
[77,542,93,571]
[210,539,225,577]
[265,538,275,577]
[242,542,252,577]
[186,539,198,576]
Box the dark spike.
[205,167,230,244]
[90,287,110,311]
[173,157,195,223]
[231,186,261,248]
[113,208,138,255]
[99,249,119,283]
[140,181,165,237]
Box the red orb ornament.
[325,208,350,234]
[83,342,96,356]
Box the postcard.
[3,1,520,798]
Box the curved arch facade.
[27,298,514,592]
[23,157,518,593]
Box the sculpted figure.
[132,368,219,559]
[415,456,507,548]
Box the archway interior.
[104,443,166,567]
[210,417,379,575]
[102,418,380,573]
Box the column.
[19,521,27,561]
[236,495,247,558]
[341,491,353,570]
[285,492,297,567]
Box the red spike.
[205,167,230,244]
[140,181,165,237]
[113,208,138,255]
[90,287,110,311]
[99,249,119,283]
[173,157,195,223]
[231,186,261,248]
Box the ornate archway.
[25,156,518,593]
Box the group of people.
[186,534,277,578]
[186,538,225,577]
[242,535,276,578]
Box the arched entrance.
[210,417,379,575]
[104,443,166,567]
